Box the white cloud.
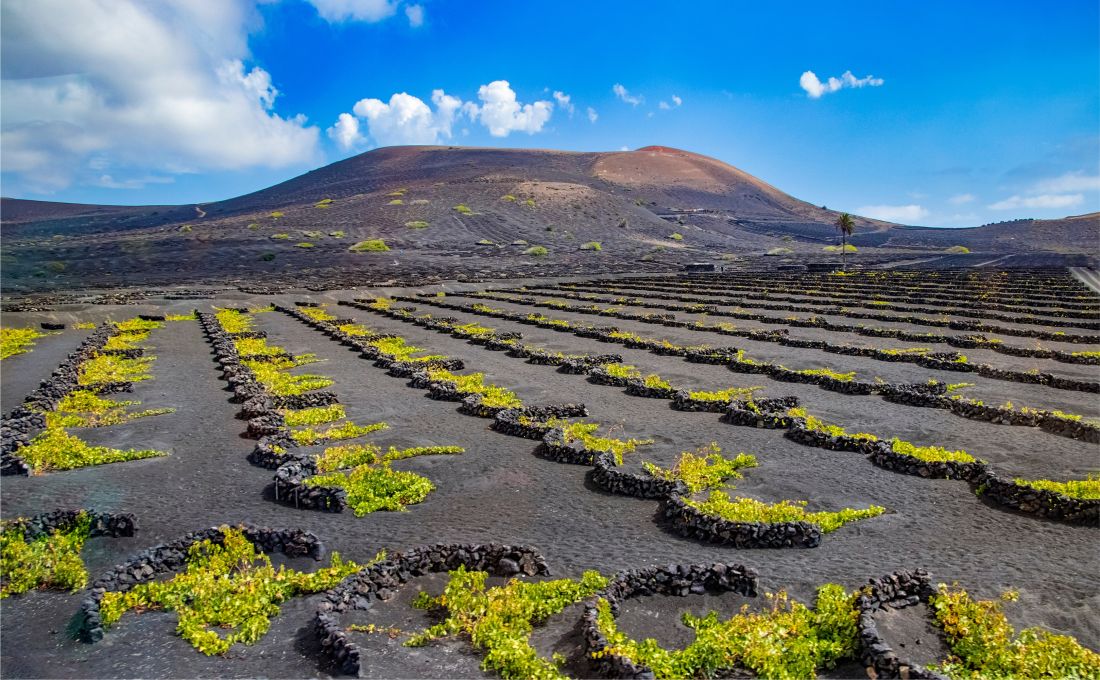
[988,194,1084,210]
[800,70,884,99]
[586,107,598,123]
[351,89,462,146]
[612,83,643,106]
[333,81,555,147]
[306,0,397,22]
[404,4,424,27]
[0,0,320,194]
[552,91,574,116]
[327,112,364,151]
[96,174,175,190]
[1033,172,1100,193]
[948,193,976,205]
[660,94,683,110]
[619,146,629,151]
[855,204,929,223]
[463,80,552,137]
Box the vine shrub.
[407,565,608,679]
[689,386,763,403]
[643,444,758,493]
[685,492,885,533]
[594,585,860,679]
[349,239,390,252]
[16,427,166,473]
[46,390,173,428]
[426,369,524,409]
[1,327,52,360]
[1012,475,1100,500]
[281,404,346,427]
[98,528,366,655]
[305,445,462,515]
[290,420,389,445]
[890,439,977,464]
[929,584,1100,678]
[1,512,92,597]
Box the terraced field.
[1,268,1097,679]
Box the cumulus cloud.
[587,107,599,123]
[800,70,884,99]
[404,4,424,27]
[0,0,319,194]
[612,83,643,106]
[327,112,363,151]
[988,194,1084,210]
[331,81,555,148]
[305,0,397,22]
[552,91,574,116]
[349,89,462,146]
[463,80,552,137]
[855,204,929,223]
[948,193,976,205]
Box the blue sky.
[2,0,1098,227]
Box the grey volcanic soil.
[1,273,1098,678]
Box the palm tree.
[834,213,855,271]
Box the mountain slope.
[2,145,1096,290]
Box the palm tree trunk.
[841,234,846,271]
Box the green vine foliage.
[685,491,885,533]
[643,444,758,493]
[929,584,1100,678]
[1012,475,1100,500]
[594,585,860,679]
[45,390,173,428]
[17,427,166,473]
[98,527,368,656]
[289,420,388,445]
[407,565,609,679]
[281,403,346,427]
[304,444,463,515]
[1,327,53,360]
[1,513,92,597]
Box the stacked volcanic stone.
[273,456,347,512]
[40,322,66,330]
[662,494,822,548]
[197,312,302,469]
[723,398,800,429]
[974,471,1100,525]
[314,543,550,676]
[559,354,623,374]
[492,404,588,440]
[671,390,730,413]
[868,446,988,481]
[458,393,508,418]
[581,562,758,678]
[0,412,45,474]
[3,509,136,541]
[539,427,603,465]
[785,420,887,455]
[684,347,741,365]
[79,525,324,642]
[588,366,639,387]
[624,380,677,399]
[855,569,945,680]
[2,323,116,475]
[590,452,688,499]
